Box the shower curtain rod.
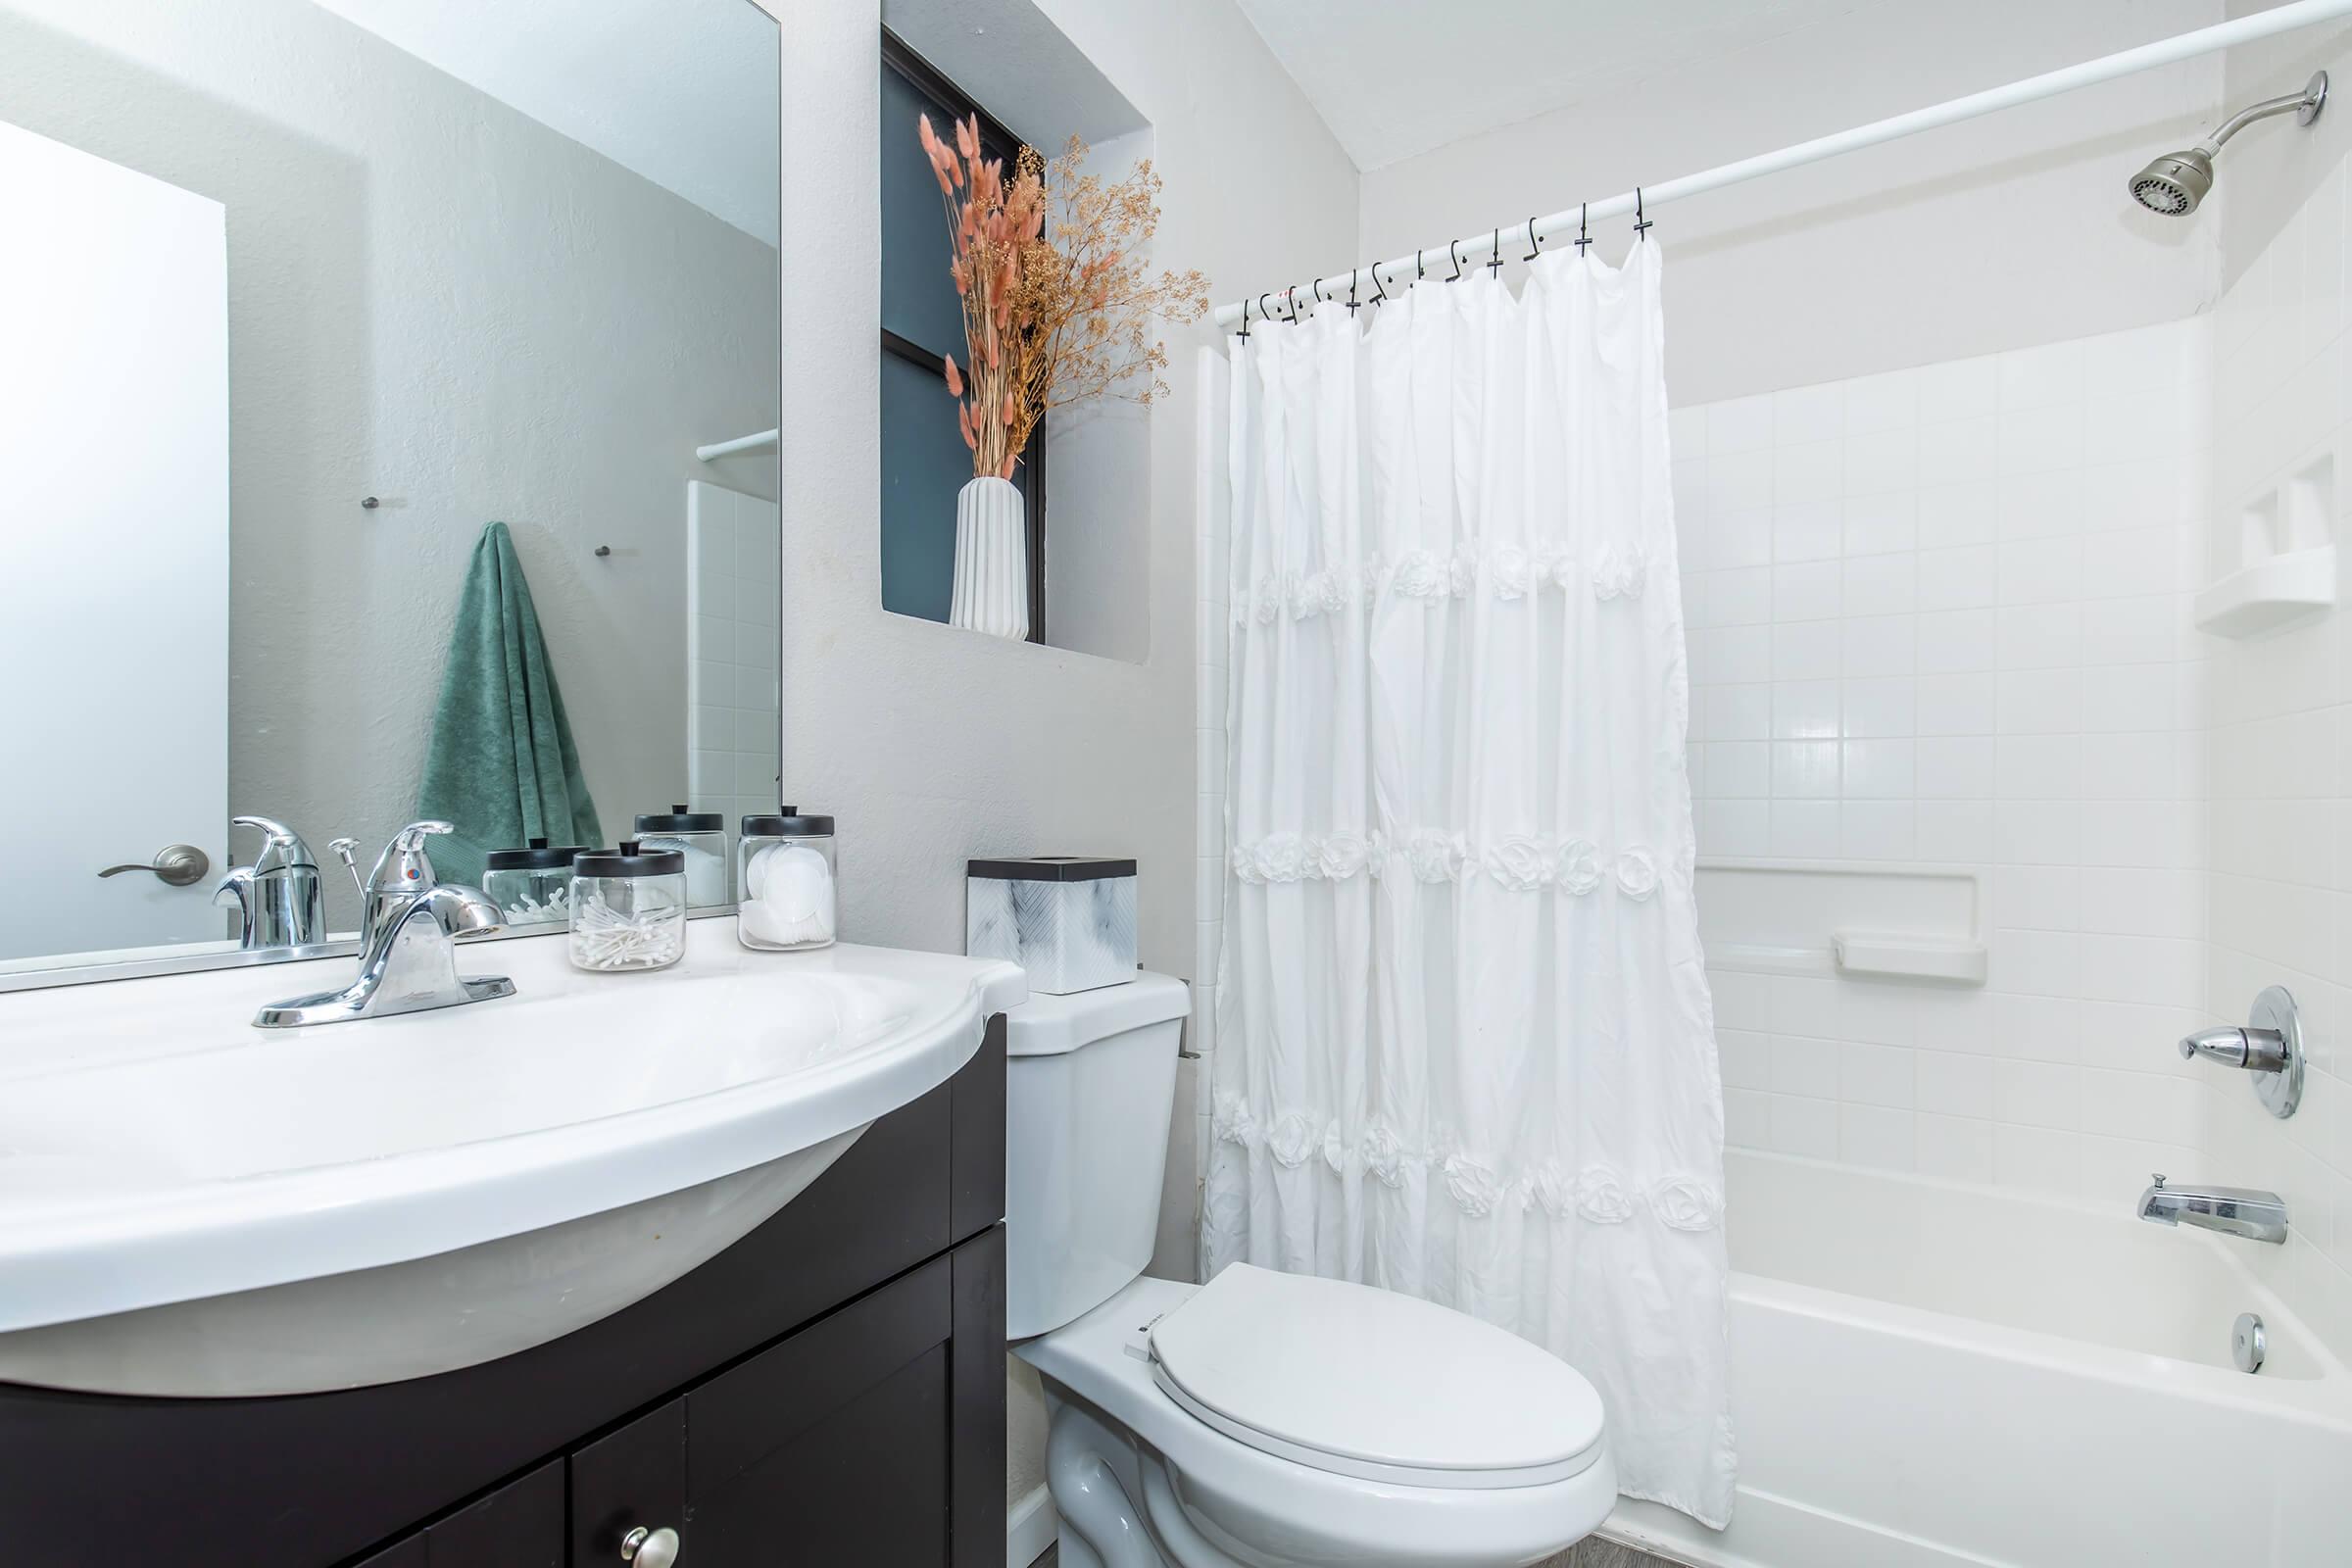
[1215,0,2352,329]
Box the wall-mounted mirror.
[0,0,781,983]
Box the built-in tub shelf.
[2192,546,2334,638]
[1832,930,1987,985]
[1697,860,1984,986]
[2197,456,2336,639]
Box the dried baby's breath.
[920,118,1208,479]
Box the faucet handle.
[327,837,364,897]
[368,821,456,899]
[2150,1173,2166,1190]
[2180,1026,2249,1066]
[2180,1025,2289,1074]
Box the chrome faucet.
[254,821,514,1028]
[2135,1174,2289,1245]
[214,814,327,951]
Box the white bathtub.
[1605,1152,2352,1568]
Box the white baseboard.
[1007,1483,1059,1567]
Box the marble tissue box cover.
[965,857,1137,995]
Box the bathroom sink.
[0,923,1024,1396]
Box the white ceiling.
[311,0,780,244]
[1233,0,1883,171]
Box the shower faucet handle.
[2179,1025,2290,1074]
[2179,987,2306,1121]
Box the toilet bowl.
[1006,975,1613,1568]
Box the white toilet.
[1006,974,1616,1568]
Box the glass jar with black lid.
[738,808,836,951]
[569,841,688,971]
[633,805,728,906]
[480,837,582,927]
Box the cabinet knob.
[620,1525,680,1567]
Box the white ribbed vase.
[949,475,1030,640]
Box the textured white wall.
[769,0,1350,964]
[761,0,1355,1520]
[1042,126,1158,665]
[1,0,779,933]
[1356,0,2228,408]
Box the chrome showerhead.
[2129,72,2328,219]
[2131,147,2215,216]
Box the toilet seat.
[1147,1263,1606,1490]
[1020,1275,1618,1568]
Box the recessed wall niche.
[878,0,1155,664]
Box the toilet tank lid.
[1004,972,1191,1057]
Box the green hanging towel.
[416,521,602,887]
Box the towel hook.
[1446,239,1464,281]
[1577,203,1591,254]
[1635,186,1652,241]
[1523,217,1543,263]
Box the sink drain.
[2232,1311,2266,1373]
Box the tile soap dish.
[2197,456,2335,639]
[2192,546,2334,638]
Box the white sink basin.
[0,921,1024,1396]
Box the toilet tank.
[1004,971,1191,1339]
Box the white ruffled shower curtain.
[1200,242,1735,1527]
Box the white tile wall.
[686,480,782,831]
[2197,148,2352,1357]
[1676,320,2211,1203]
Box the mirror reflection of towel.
[416,521,602,886]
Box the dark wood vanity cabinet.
[351,1461,566,1568]
[566,1239,997,1568]
[1,1019,1008,1568]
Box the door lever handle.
[97,844,210,887]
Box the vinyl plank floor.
[1544,1539,1694,1568]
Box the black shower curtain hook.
[1487,226,1503,275]
[1523,217,1542,262]
[1635,187,1652,241]
[1415,248,1425,281]
[1348,269,1360,315]
[1237,295,1250,339]
[1576,203,1591,254]
[1372,265,1390,306]
[1446,239,1464,281]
